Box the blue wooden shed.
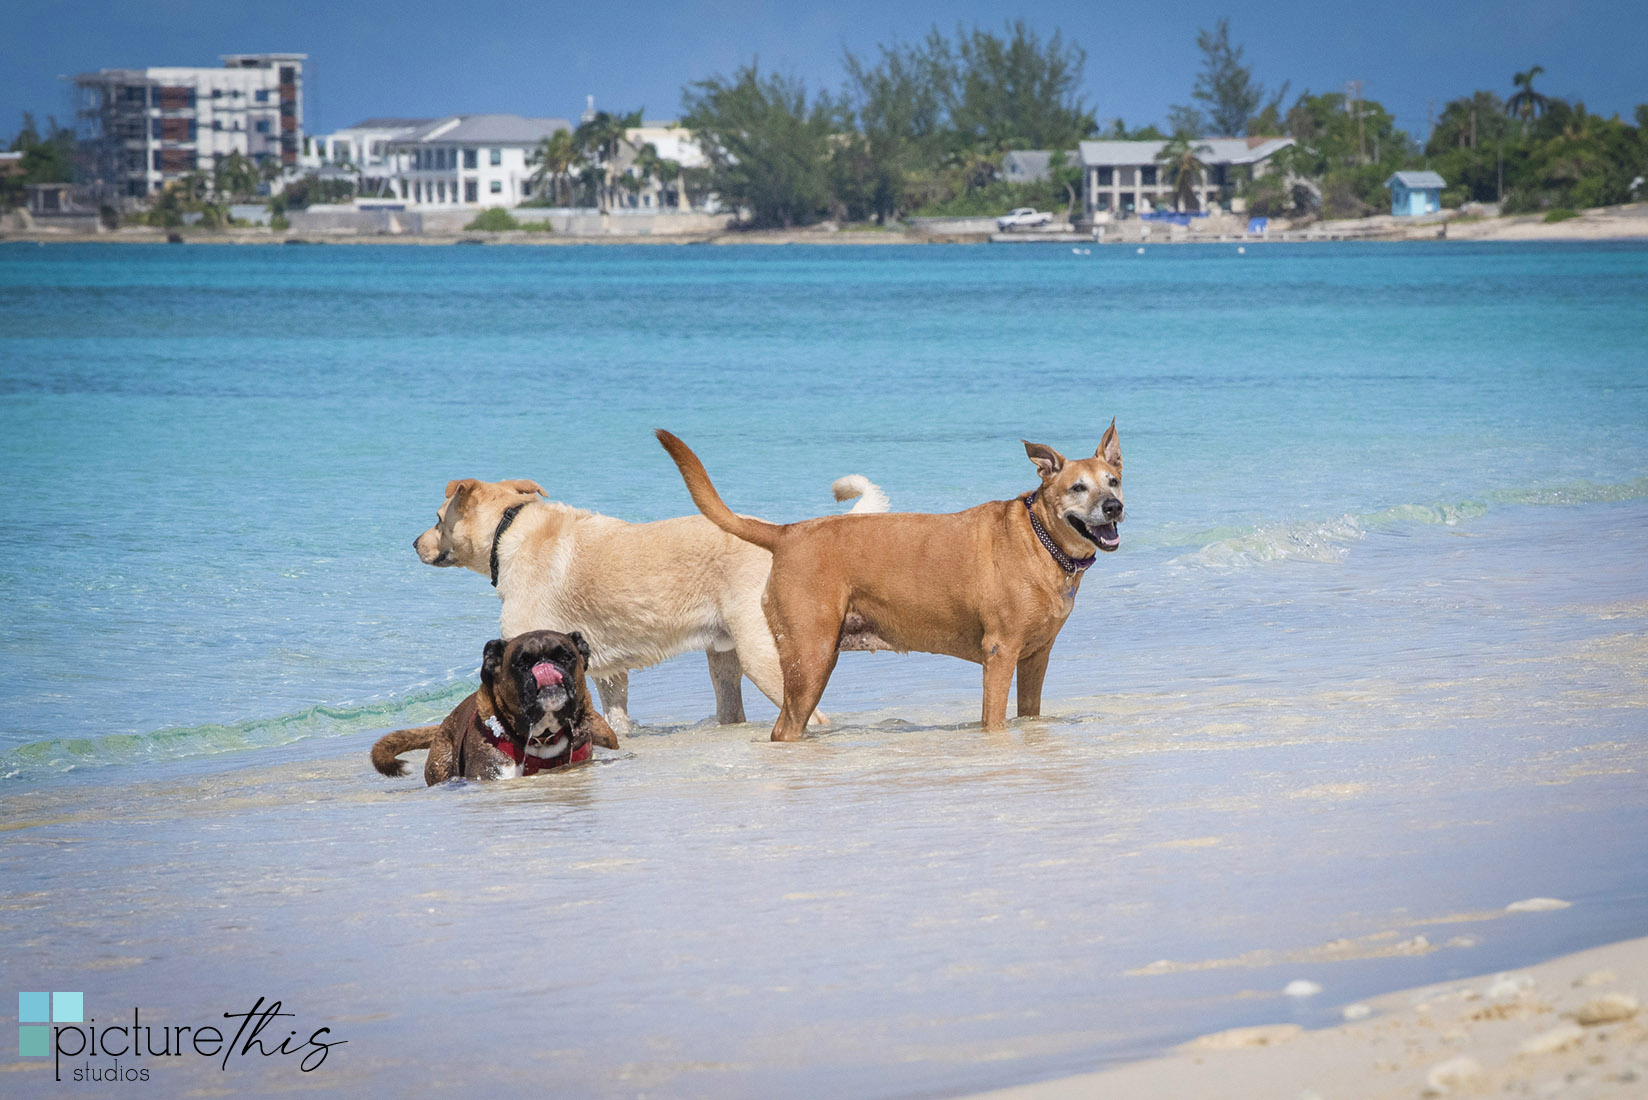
[1385,170,1445,216]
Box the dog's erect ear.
[480,638,507,688]
[567,630,591,664]
[444,478,480,502]
[1095,419,1121,472]
[1023,441,1066,481]
[499,479,546,498]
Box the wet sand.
[966,933,1647,1100]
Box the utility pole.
[1346,80,1366,164]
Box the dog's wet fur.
[657,423,1124,741]
[371,630,618,784]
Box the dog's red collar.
[476,712,591,775]
[1024,492,1096,575]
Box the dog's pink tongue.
[532,662,564,689]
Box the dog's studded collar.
[477,712,590,775]
[489,504,527,588]
[1024,492,1096,576]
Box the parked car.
[996,207,1053,231]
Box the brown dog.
[372,630,618,783]
[656,424,1124,740]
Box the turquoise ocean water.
[2,240,1645,1097]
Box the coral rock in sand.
[1187,1024,1303,1051]
[1575,992,1640,1025]
[1426,1055,1486,1092]
[1517,1022,1585,1056]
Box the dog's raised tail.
[655,430,783,550]
[371,724,441,778]
[832,474,889,514]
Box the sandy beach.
[5,202,1647,245]
[967,931,1647,1100]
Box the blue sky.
[4,1,1643,143]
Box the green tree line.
[679,19,1647,227]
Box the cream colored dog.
[414,473,888,735]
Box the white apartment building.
[385,115,570,207]
[75,53,305,197]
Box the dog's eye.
[1070,482,1088,494]
[1107,476,1120,488]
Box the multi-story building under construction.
[75,53,305,198]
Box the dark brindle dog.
[372,630,618,784]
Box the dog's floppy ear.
[1095,418,1122,472]
[480,638,507,689]
[567,630,591,665]
[499,479,546,498]
[1023,440,1066,481]
[445,478,480,501]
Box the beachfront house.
[1078,137,1294,219]
[614,122,708,211]
[385,114,571,208]
[1003,150,1079,185]
[1386,170,1445,216]
[303,118,431,199]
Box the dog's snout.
[1102,497,1123,519]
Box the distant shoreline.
[4,203,1647,246]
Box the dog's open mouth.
[1066,514,1121,553]
[531,661,569,711]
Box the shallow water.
[1,241,1645,1096]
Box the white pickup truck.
[996,207,1054,231]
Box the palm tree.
[528,129,580,205]
[1506,66,1548,136]
[1159,135,1213,212]
[213,150,259,201]
[573,108,644,213]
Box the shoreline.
[963,932,1647,1100]
[4,202,1646,246]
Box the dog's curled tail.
[371,725,441,778]
[655,430,784,551]
[832,474,889,514]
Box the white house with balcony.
[1079,136,1295,219]
[384,114,571,207]
[303,118,430,197]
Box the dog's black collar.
[1024,492,1096,576]
[489,504,527,588]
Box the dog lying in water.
[371,630,618,784]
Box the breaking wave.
[0,680,475,782]
[1175,477,1647,570]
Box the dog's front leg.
[1015,646,1052,718]
[980,639,1021,731]
[595,672,633,738]
[706,648,747,724]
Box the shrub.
[1543,207,1578,223]
[464,207,522,232]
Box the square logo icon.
[18,992,49,1023]
[19,1025,50,1057]
[52,992,83,1023]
